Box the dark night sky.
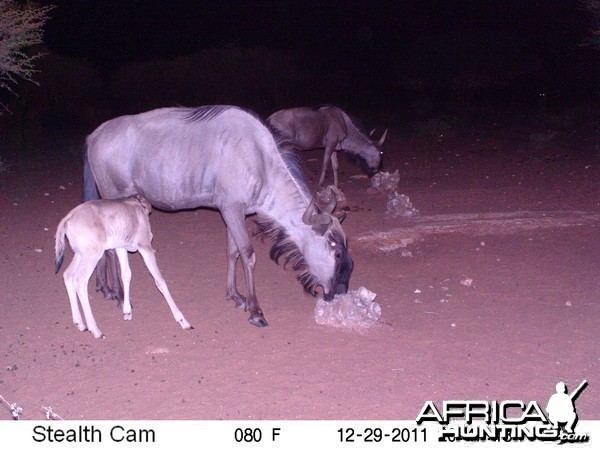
[36,0,599,106]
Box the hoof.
[248,316,269,327]
[227,294,247,310]
[124,312,132,321]
[178,318,193,330]
[97,286,116,300]
[98,288,124,307]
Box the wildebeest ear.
[334,210,347,223]
[312,223,330,236]
[136,195,152,214]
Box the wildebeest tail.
[54,215,69,273]
[83,141,100,202]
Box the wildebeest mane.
[182,105,263,124]
[342,111,370,138]
[182,105,234,122]
[265,118,296,152]
[313,104,371,138]
[253,126,317,294]
[254,217,319,296]
[183,104,317,293]
[311,103,335,111]
[277,145,311,198]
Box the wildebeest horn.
[329,214,347,245]
[302,198,332,235]
[304,188,349,239]
[369,128,376,137]
[377,128,388,146]
[313,187,349,242]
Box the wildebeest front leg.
[330,150,340,188]
[318,145,335,187]
[114,248,133,320]
[95,250,124,306]
[226,230,247,309]
[221,208,268,327]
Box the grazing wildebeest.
[84,105,353,327]
[55,195,192,338]
[267,105,387,188]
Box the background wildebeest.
[267,105,387,188]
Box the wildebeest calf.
[54,195,192,338]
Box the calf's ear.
[136,195,152,214]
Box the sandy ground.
[0,122,598,420]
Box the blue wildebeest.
[267,105,387,188]
[84,105,354,327]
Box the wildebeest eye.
[335,250,342,259]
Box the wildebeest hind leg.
[95,250,124,306]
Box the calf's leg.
[63,253,87,332]
[115,248,133,320]
[137,246,192,330]
[74,253,105,339]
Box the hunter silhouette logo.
[546,380,587,434]
[416,380,590,443]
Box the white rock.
[460,277,473,287]
[314,286,381,330]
